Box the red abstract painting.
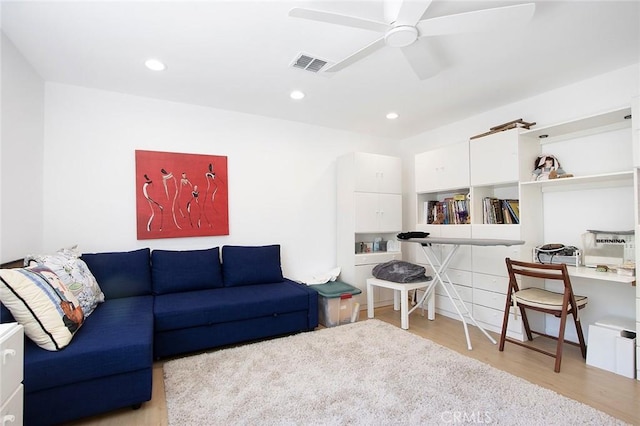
[135,150,229,239]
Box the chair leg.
[499,294,512,351]
[519,307,533,341]
[573,313,587,359]
[554,307,570,373]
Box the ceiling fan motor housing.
[385,25,418,48]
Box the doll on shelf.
[531,154,573,181]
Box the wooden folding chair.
[499,258,588,372]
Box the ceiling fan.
[289,1,535,79]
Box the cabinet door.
[470,129,519,185]
[415,141,469,193]
[354,192,379,232]
[633,96,640,167]
[354,153,381,193]
[354,193,401,233]
[378,193,402,232]
[376,155,402,194]
[0,324,23,407]
[354,153,401,194]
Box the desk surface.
[402,237,525,247]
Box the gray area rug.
[163,319,626,425]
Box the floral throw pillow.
[25,246,105,318]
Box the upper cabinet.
[415,141,469,193]
[470,129,536,186]
[354,152,401,194]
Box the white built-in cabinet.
[337,152,402,310]
[415,141,469,193]
[633,95,640,380]
[414,105,637,348]
[0,323,23,426]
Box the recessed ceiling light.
[145,59,166,71]
[386,112,399,120]
[290,90,305,100]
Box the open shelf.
[522,107,632,144]
[520,170,633,192]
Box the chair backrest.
[506,258,572,289]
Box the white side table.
[0,323,24,426]
[366,278,433,330]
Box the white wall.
[0,32,44,263]
[42,83,392,281]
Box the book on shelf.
[506,199,520,223]
[483,197,519,224]
[424,194,469,224]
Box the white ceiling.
[1,0,638,140]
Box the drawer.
[473,288,506,311]
[435,283,472,303]
[472,244,521,276]
[354,251,401,266]
[473,304,522,333]
[472,272,509,294]
[416,264,472,286]
[435,294,473,316]
[0,324,23,407]
[0,384,23,426]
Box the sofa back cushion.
[222,245,283,287]
[81,248,152,299]
[151,247,224,295]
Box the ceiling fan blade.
[324,37,386,73]
[393,0,433,26]
[401,38,441,80]
[416,3,535,37]
[289,7,389,33]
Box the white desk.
[366,278,432,330]
[403,236,525,350]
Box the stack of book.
[482,198,519,224]
[424,194,470,224]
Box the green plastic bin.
[309,281,362,327]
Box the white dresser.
[0,323,24,426]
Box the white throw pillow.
[0,265,84,350]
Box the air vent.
[291,53,328,73]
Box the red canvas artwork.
[135,150,229,239]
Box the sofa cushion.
[25,246,104,318]
[22,295,154,392]
[81,248,152,299]
[0,265,85,351]
[222,245,283,287]
[151,247,223,295]
[154,280,309,331]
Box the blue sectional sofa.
[0,244,318,426]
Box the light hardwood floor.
[67,306,640,425]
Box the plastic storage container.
[309,281,362,327]
[586,316,636,378]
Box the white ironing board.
[403,236,525,350]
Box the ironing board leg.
[420,244,497,349]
